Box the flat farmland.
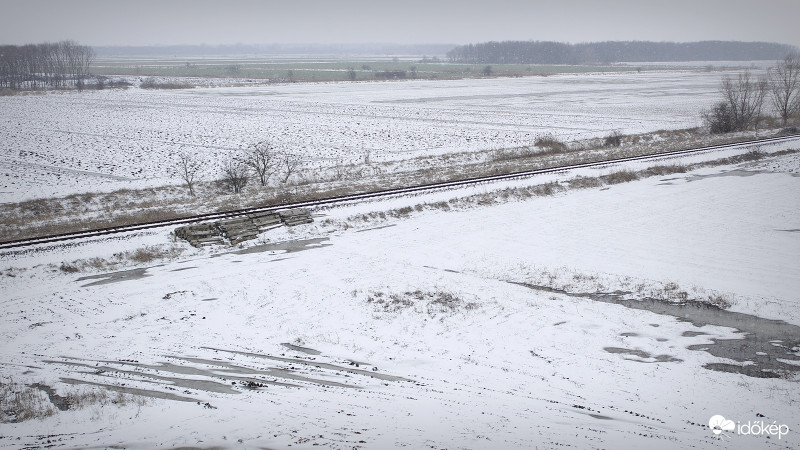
[1,68,732,202]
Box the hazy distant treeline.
[446,40,797,64]
[94,43,456,58]
[0,41,94,89]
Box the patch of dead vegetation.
[57,244,186,273]
[363,289,478,316]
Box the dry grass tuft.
[534,134,569,153]
[58,244,186,273]
[0,379,55,423]
[602,170,640,184]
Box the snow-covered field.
[0,68,737,202]
[1,150,798,448]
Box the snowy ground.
[1,151,798,448]
[0,68,741,202]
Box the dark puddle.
[170,266,196,272]
[30,383,71,410]
[686,169,767,182]
[76,267,153,287]
[226,237,332,256]
[513,282,800,378]
[60,378,196,402]
[45,354,356,394]
[43,345,416,401]
[603,347,683,363]
[422,265,461,274]
[281,343,322,355]
[777,229,800,233]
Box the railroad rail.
[2,134,798,251]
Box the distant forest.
[446,41,797,64]
[93,43,456,58]
[0,41,94,89]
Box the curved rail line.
[2,134,798,251]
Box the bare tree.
[770,53,800,126]
[246,140,277,187]
[279,152,301,184]
[0,41,93,90]
[718,70,768,132]
[170,151,204,196]
[219,156,249,194]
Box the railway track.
[2,134,798,251]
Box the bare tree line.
[172,141,303,196]
[447,40,796,65]
[0,41,94,90]
[704,54,800,133]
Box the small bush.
[603,131,623,147]
[703,102,736,134]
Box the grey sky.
[1,0,798,48]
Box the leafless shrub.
[219,156,249,194]
[279,152,302,184]
[770,53,800,126]
[169,151,204,196]
[706,70,768,133]
[246,140,278,187]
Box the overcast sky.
[1,0,798,48]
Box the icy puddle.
[76,267,152,287]
[74,238,332,287]
[515,283,800,378]
[43,344,414,404]
[229,237,331,255]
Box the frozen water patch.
[514,282,800,378]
